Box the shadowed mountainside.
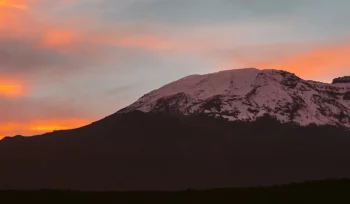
[0,111,350,190]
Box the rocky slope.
[121,68,350,128]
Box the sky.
[1,0,350,137]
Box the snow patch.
[121,68,350,129]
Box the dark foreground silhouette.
[1,111,350,190]
[1,179,350,203]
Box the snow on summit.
[121,68,350,128]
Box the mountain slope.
[1,111,350,190]
[121,68,350,128]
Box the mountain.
[121,68,350,128]
[1,68,350,191]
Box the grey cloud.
[0,40,79,74]
[96,0,306,24]
[84,0,350,41]
[0,29,124,76]
[0,96,92,123]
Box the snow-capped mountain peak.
[121,68,350,128]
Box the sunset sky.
[1,0,350,137]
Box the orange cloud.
[37,28,206,54]
[38,29,192,52]
[0,0,36,33]
[29,118,89,132]
[269,44,350,79]
[41,29,79,48]
[0,118,91,138]
[0,123,21,134]
[0,0,28,9]
[0,79,24,97]
[222,42,350,80]
[0,0,208,54]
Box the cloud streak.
[220,42,350,80]
[0,0,29,9]
[269,44,350,79]
[0,118,90,138]
[0,79,23,97]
